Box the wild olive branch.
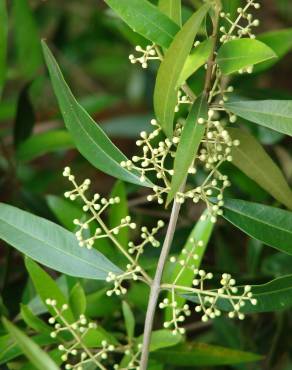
[140,2,222,368]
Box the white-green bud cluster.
[219,0,260,44]
[106,264,142,296]
[128,220,165,258]
[129,44,161,69]
[159,298,191,335]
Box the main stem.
[140,2,221,368]
[140,197,183,369]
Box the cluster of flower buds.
[121,119,177,200]
[191,270,257,322]
[106,264,142,296]
[169,239,205,273]
[159,298,191,335]
[128,220,165,259]
[63,167,137,249]
[114,344,142,370]
[129,44,161,68]
[219,0,260,43]
[46,299,116,369]
[175,89,193,112]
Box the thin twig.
[140,185,184,369]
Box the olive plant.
[1,0,292,369]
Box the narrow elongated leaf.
[217,39,276,75]
[137,330,182,352]
[152,342,262,366]
[256,28,292,72]
[105,0,180,48]
[0,0,8,95]
[223,199,292,255]
[26,257,75,322]
[122,301,135,340]
[69,283,86,318]
[228,128,292,210]
[21,304,51,334]
[0,202,121,279]
[165,210,214,320]
[167,96,208,204]
[158,0,181,26]
[46,195,82,232]
[17,130,74,162]
[0,334,56,365]
[2,318,59,370]
[225,100,292,137]
[12,0,42,78]
[177,38,213,87]
[42,41,149,187]
[154,4,210,137]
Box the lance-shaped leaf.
[104,0,180,48]
[158,0,181,26]
[2,318,59,370]
[177,38,213,88]
[0,202,122,279]
[228,128,292,210]
[154,4,210,137]
[152,342,262,366]
[17,130,74,162]
[225,100,292,137]
[223,199,292,255]
[12,0,42,79]
[185,275,292,314]
[256,28,292,72]
[217,38,276,75]
[42,41,149,187]
[167,96,208,204]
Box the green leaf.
[42,41,149,187]
[104,0,180,48]
[2,318,59,370]
[177,38,213,87]
[223,199,292,255]
[152,342,262,366]
[217,39,276,75]
[0,333,56,365]
[14,83,35,148]
[165,210,214,320]
[26,257,75,323]
[167,96,208,204]
[256,28,292,72]
[109,181,129,248]
[158,0,181,26]
[46,195,82,232]
[0,0,8,95]
[0,202,122,279]
[69,283,86,319]
[122,301,135,340]
[17,130,74,162]
[228,128,292,210]
[21,304,51,334]
[225,100,292,137]
[12,0,42,78]
[154,4,210,137]
[137,330,182,352]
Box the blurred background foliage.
[0,0,292,369]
